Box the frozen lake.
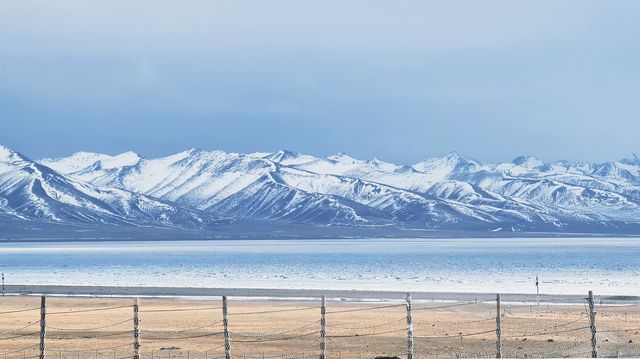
[1,238,639,295]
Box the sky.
[1,0,639,164]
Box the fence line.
[1,290,640,358]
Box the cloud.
[0,0,639,162]
[135,62,159,86]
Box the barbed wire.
[326,338,406,351]
[0,331,39,341]
[327,317,405,330]
[413,300,494,311]
[235,349,318,359]
[231,321,319,338]
[140,320,224,335]
[598,326,640,333]
[327,327,406,338]
[48,318,132,331]
[1,344,39,356]
[3,295,640,358]
[327,303,405,314]
[0,307,41,315]
[598,312,640,323]
[141,306,223,313]
[233,330,320,343]
[501,297,587,304]
[228,306,319,316]
[0,321,39,336]
[414,317,495,326]
[232,343,320,359]
[48,330,134,340]
[203,343,227,353]
[501,313,589,332]
[142,331,224,340]
[597,303,640,308]
[48,305,132,315]
[414,328,496,339]
[501,312,588,321]
[529,339,592,357]
[48,343,132,353]
[504,325,591,338]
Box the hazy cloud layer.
[1,0,639,163]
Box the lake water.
[1,238,638,295]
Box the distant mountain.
[0,145,214,230]
[2,144,640,238]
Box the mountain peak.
[512,155,544,168]
[620,153,640,166]
[0,145,29,164]
[186,147,205,155]
[266,149,301,161]
[442,151,479,165]
[327,152,359,163]
[445,151,463,159]
[0,145,15,161]
[98,151,141,169]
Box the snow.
[1,143,640,232]
[0,147,210,228]
[4,238,639,295]
[0,145,13,160]
[99,151,141,169]
[40,151,111,174]
[513,155,545,168]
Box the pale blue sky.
[1,0,639,163]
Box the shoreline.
[3,232,640,243]
[5,284,639,304]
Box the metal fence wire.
[1,291,639,359]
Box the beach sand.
[2,294,640,359]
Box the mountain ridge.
[2,144,640,238]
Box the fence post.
[39,296,46,359]
[320,295,327,359]
[495,294,502,359]
[133,297,140,359]
[406,293,414,359]
[223,296,231,359]
[587,291,598,358]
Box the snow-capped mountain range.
[2,144,640,237]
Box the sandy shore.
[1,292,639,358]
[5,285,640,304]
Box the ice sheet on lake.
[1,238,638,295]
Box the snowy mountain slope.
[40,151,141,174]
[208,173,393,225]
[272,151,447,192]
[43,148,552,228]
[29,146,640,233]
[448,162,640,223]
[40,149,393,225]
[0,145,211,228]
[272,166,535,226]
[53,149,273,209]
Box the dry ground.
[1,296,639,359]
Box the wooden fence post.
[133,298,140,359]
[587,291,598,358]
[406,293,414,359]
[496,294,502,359]
[39,296,46,359]
[320,295,327,359]
[223,296,231,359]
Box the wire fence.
[1,292,639,359]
